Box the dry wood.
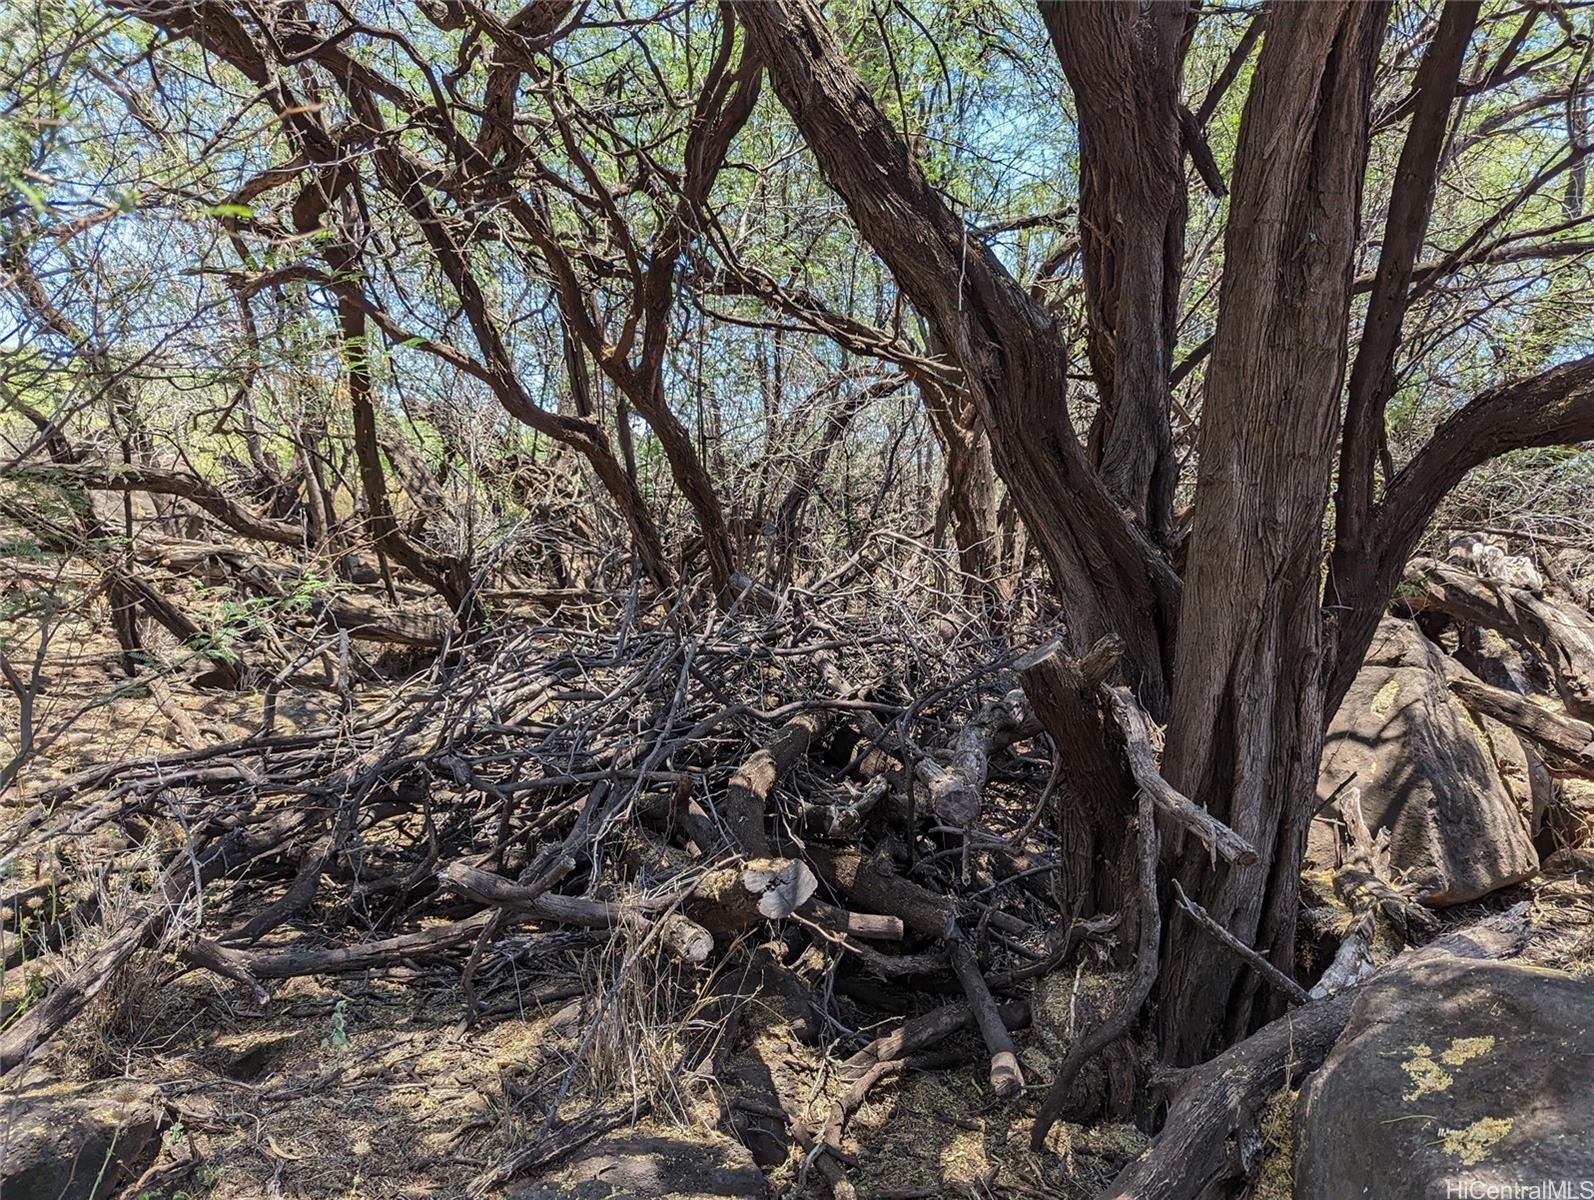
[12,461,306,545]
[1447,673,1594,775]
[1311,787,1437,999]
[183,913,499,981]
[914,687,1035,826]
[1403,556,1594,721]
[721,711,830,858]
[947,927,1024,1098]
[1017,636,1138,915]
[438,860,715,964]
[1171,879,1309,1005]
[1031,790,1159,1149]
[1331,787,1436,937]
[0,811,305,1074]
[802,899,903,941]
[1101,685,1257,866]
[800,843,1031,940]
[845,997,1030,1072]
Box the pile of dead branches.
[0,567,1097,1190]
[6,515,1591,1200]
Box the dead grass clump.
[1252,1087,1297,1200]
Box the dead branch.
[1100,685,1258,866]
[1030,790,1160,1149]
[1447,673,1594,776]
[1403,556,1594,721]
[721,711,830,858]
[948,925,1025,1098]
[915,687,1035,826]
[1171,878,1309,1005]
[0,812,305,1074]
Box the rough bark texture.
[1332,2,1480,568]
[1019,641,1136,919]
[1105,906,1532,1200]
[1159,1,1391,1065]
[1396,555,1594,723]
[737,0,1179,709]
[722,711,831,858]
[1040,1,1190,541]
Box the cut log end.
[989,1050,1025,1100]
[658,913,715,965]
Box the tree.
[739,0,1594,1079]
[6,0,1594,1170]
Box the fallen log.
[182,912,503,982]
[800,843,1032,940]
[1404,556,1594,721]
[1447,673,1594,776]
[948,926,1024,1098]
[721,711,831,858]
[685,859,818,933]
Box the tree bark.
[1332,2,1480,566]
[736,0,1178,709]
[1040,1,1190,542]
[1326,358,1594,716]
[1158,1,1391,1065]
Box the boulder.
[0,1077,163,1200]
[1454,626,1558,840]
[1314,619,1538,905]
[512,1130,769,1199]
[1295,957,1594,1199]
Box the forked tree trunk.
[112,0,1594,1098]
[1158,1,1390,1063]
[741,0,1391,1064]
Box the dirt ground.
[4,568,1591,1200]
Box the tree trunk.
[737,0,1178,709]
[919,377,1004,616]
[1040,1,1190,543]
[1158,1,1390,1065]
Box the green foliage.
[2,0,1591,598]
[321,997,351,1051]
